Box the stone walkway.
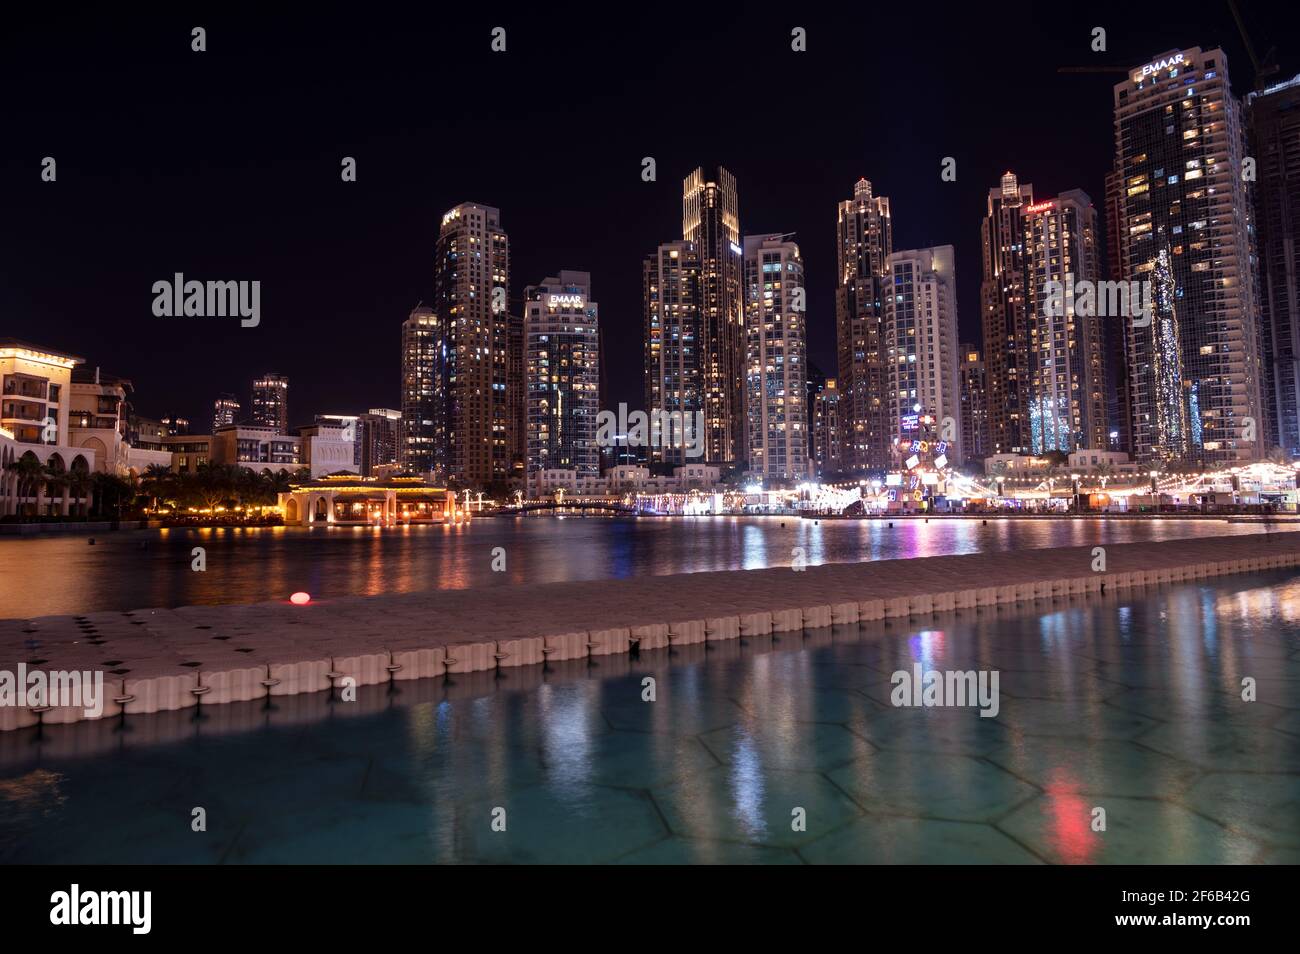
[3,530,1299,729]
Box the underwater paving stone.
[699,720,876,774]
[992,697,1161,741]
[1102,687,1292,725]
[1181,772,1300,848]
[727,684,882,725]
[650,764,863,849]
[800,816,1044,864]
[227,806,439,865]
[1137,719,1300,772]
[826,751,1038,823]
[997,794,1264,864]
[982,739,1202,799]
[1273,708,1300,737]
[546,729,719,790]
[855,707,1014,756]
[443,782,666,864]
[601,694,748,736]
[613,835,804,865]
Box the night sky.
[3,3,1294,429]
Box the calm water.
[0,516,1279,617]
[1,571,1297,864]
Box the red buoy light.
[290,591,311,605]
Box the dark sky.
[3,2,1295,429]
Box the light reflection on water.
[0,516,1280,617]
[0,572,1295,864]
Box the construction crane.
[1228,0,1280,90]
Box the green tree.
[140,463,175,511]
[5,454,46,517]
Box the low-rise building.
[1,340,98,517]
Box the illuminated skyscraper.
[643,241,702,467]
[1021,190,1107,453]
[358,408,402,476]
[835,177,892,473]
[1112,47,1264,466]
[682,166,744,466]
[211,393,240,433]
[979,171,1033,456]
[1103,169,1135,454]
[250,373,288,433]
[400,305,440,474]
[524,271,600,491]
[958,345,989,465]
[1248,72,1300,456]
[435,202,512,484]
[883,246,962,464]
[743,234,808,481]
[812,377,844,477]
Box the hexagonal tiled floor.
[2,571,1298,863]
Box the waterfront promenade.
[3,530,1300,730]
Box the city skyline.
[7,6,1300,882]
[7,7,1295,436]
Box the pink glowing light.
[289,591,312,605]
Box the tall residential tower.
[250,373,289,433]
[743,234,808,481]
[1021,189,1108,453]
[434,202,513,484]
[524,271,601,491]
[1112,47,1264,466]
[400,305,440,474]
[1248,72,1300,457]
[835,178,893,473]
[682,166,745,466]
[979,172,1033,456]
[884,246,962,464]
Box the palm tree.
[5,455,46,517]
[1267,446,1292,468]
[41,457,72,516]
[140,463,174,511]
[89,472,134,518]
[65,467,92,518]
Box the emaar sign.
[1133,52,1188,82]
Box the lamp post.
[1070,473,1080,513]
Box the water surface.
[2,571,1297,864]
[0,516,1278,617]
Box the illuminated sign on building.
[548,294,585,308]
[1133,52,1188,83]
[1024,201,1057,215]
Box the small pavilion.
[278,473,459,527]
